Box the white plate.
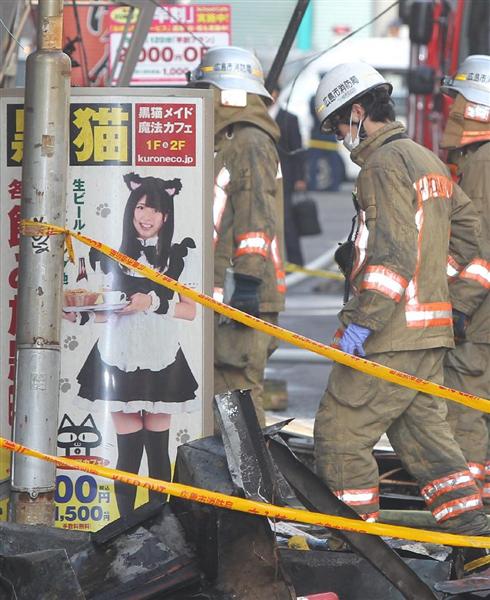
[63,301,129,313]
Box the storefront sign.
[0,88,213,530]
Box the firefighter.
[313,62,489,534]
[189,47,285,426]
[440,55,490,508]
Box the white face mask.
[343,111,364,152]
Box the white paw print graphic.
[96,203,111,218]
[63,335,78,351]
[59,378,71,393]
[176,429,191,445]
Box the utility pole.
[11,0,70,525]
[265,0,311,94]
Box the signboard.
[63,4,111,86]
[109,4,231,85]
[0,88,214,530]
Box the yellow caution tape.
[2,436,490,548]
[285,262,344,281]
[20,220,490,414]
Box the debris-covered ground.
[1,391,489,599]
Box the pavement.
[266,183,355,425]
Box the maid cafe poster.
[0,88,214,530]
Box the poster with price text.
[109,4,231,85]
[0,89,213,531]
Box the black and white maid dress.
[77,236,198,413]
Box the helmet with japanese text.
[188,46,272,101]
[315,62,392,133]
[441,55,490,107]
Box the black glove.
[230,274,261,317]
[452,309,469,344]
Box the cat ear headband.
[123,172,182,197]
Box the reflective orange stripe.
[360,511,380,522]
[413,173,453,202]
[483,463,490,499]
[421,470,475,504]
[432,494,482,522]
[360,266,408,301]
[405,180,453,328]
[351,209,368,286]
[461,130,490,145]
[405,302,453,328]
[271,237,286,293]
[468,462,485,482]
[331,327,343,349]
[460,258,490,289]
[235,231,271,258]
[447,255,463,281]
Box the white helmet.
[188,46,272,100]
[315,62,392,133]
[441,55,490,107]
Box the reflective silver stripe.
[465,103,490,121]
[335,489,378,505]
[352,210,368,279]
[364,515,378,523]
[237,237,269,251]
[447,263,460,278]
[469,463,485,480]
[213,167,230,243]
[422,471,474,502]
[432,495,482,522]
[361,268,407,300]
[405,308,452,323]
[461,259,490,288]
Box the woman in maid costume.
[76,173,198,517]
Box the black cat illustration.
[57,414,102,457]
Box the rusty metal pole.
[11,0,70,525]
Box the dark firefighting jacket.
[337,121,481,354]
[449,140,490,343]
[213,92,285,313]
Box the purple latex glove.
[339,323,372,356]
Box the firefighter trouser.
[444,342,490,504]
[314,348,489,535]
[214,313,278,427]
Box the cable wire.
[280,0,400,157]
[284,0,400,115]
[0,15,26,53]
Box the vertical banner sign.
[0,89,212,531]
[0,102,22,519]
[63,4,111,86]
[109,4,231,85]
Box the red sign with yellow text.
[109,4,231,85]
